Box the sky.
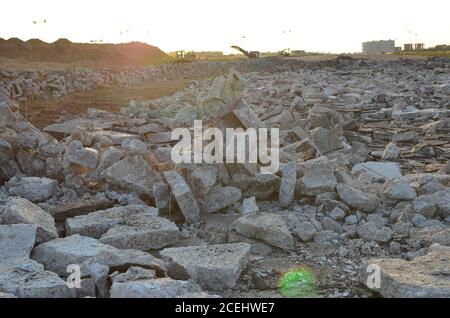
[0,0,449,54]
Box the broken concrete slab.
[231,173,281,200]
[0,224,37,261]
[94,130,139,146]
[241,197,259,215]
[64,146,99,169]
[279,161,296,208]
[31,234,120,276]
[310,126,343,154]
[191,166,217,196]
[0,258,75,298]
[79,248,167,278]
[163,171,200,224]
[50,197,115,223]
[352,162,402,180]
[152,182,170,215]
[160,242,251,290]
[357,221,392,243]
[384,178,417,201]
[299,157,337,196]
[198,186,241,213]
[231,213,294,250]
[293,221,318,242]
[231,99,265,129]
[337,184,381,213]
[7,177,58,202]
[362,244,450,297]
[381,142,400,160]
[66,205,159,238]
[99,216,180,250]
[103,155,161,196]
[110,277,204,298]
[2,197,57,243]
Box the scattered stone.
[0,224,37,261]
[163,171,200,224]
[65,146,99,169]
[362,244,450,297]
[381,142,400,160]
[110,278,204,298]
[279,161,297,208]
[66,205,159,238]
[357,221,392,243]
[50,197,115,223]
[2,198,57,243]
[322,217,343,233]
[0,258,75,298]
[31,235,119,276]
[352,162,403,180]
[152,182,170,215]
[337,184,381,213]
[299,157,337,195]
[121,138,149,156]
[99,216,180,250]
[7,177,58,202]
[198,186,241,213]
[231,213,294,250]
[191,166,217,196]
[392,131,419,144]
[103,155,161,196]
[160,243,251,290]
[384,178,417,201]
[293,221,317,242]
[328,207,346,221]
[241,197,259,215]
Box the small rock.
[7,177,58,202]
[279,161,297,208]
[241,197,259,215]
[0,224,37,261]
[293,221,317,242]
[384,178,417,201]
[231,213,294,250]
[337,184,381,213]
[163,171,200,224]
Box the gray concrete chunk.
[160,243,251,291]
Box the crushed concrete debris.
[1,56,449,298]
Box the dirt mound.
[0,38,168,66]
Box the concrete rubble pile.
[0,59,310,103]
[0,56,449,298]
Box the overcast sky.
[1,0,449,53]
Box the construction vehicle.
[278,48,291,57]
[230,46,260,59]
[173,50,197,63]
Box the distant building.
[414,43,424,50]
[404,43,414,51]
[362,40,395,54]
[291,50,306,56]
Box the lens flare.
[278,268,317,298]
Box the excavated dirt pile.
[0,38,168,65]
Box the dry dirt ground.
[20,80,190,129]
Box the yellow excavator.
[173,50,197,63]
[230,46,260,59]
[278,48,291,57]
